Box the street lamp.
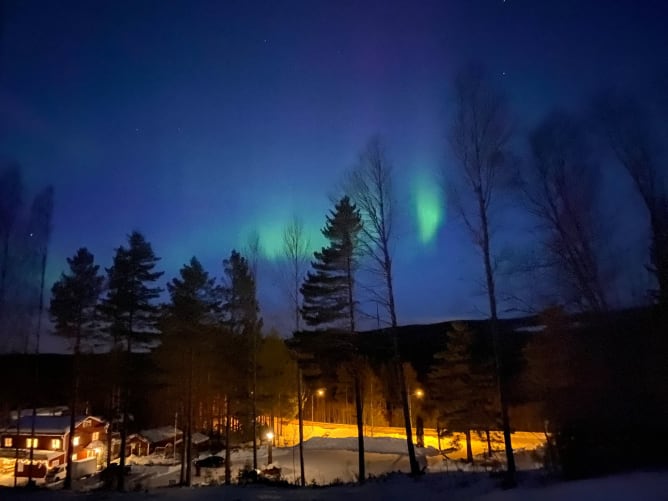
[266,431,274,465]
[316,388,325,422]
[408,388,424,428]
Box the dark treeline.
[1,305,664,481]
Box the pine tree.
[101,231,163,491]
[300,196,368,483]
[301,196,362,330]
[162,257,220,485]
[221,250,262,469]
[428,323,497,463]
[50,247,104,489]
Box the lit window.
[92,432,99,441]
[83,420,91,428]
[26,438,38,448]
[72,436,80,446]
[51,439,61,449]
[3,437,12,447]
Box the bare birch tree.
[0,164,22,321]
[447,66,516,484]
[281,217,310,333]
[522,110,609,312]
[594,91,668,306]
[345,136,419,475]
[280,216,310,485]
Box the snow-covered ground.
[2,470,668,500]
[2,434,666,500]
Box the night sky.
[1,0,666,351]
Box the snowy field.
[2,470,668,501]
[1,435,667,500]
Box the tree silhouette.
[300,196,368,483]
[101,231,163,490]
[50,247,103,489]
[222,250,262,469]
[447,65,516,484]
[346,136,420,474]
[162,256,220,485]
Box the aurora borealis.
[1,0,664,349]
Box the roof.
[10,415,103,435]
[139,426,182,444]
[127,433,150,443]
[191,432,209,445]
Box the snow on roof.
[191,432,209,445]
[8,415,105,435]
[139,426,182,444]
[10,406,69,419]
[13,415,82,434]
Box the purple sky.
[0,0,666,351]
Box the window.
[83,420,91,428]
[26,438,38,448]
[51,439,61,449]
[3,437,12,447]
[72,436,80,446]
[92,431,99,441]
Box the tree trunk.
[465,429,473,463]
[224,395,231,485]
[252,332,258,471]
[479,199,516,485]
[179,411,186,485]
[297,367,305,486]
[64,364,79,489]
[397,361,419,474]
[185,348,194,486]
[354,373,365,484]
[486,429,492,458]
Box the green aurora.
[413,172,444,244]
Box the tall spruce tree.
[301,196,362,330]
[428,323,497,463]
[101,231,163,491]
[163,257,220,485]
[50,247,103,489]
[300,196,368,482]
[221,250,262,469]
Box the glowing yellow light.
[266,431,274,440]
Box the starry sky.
[0,0,666,350]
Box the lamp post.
[316,388,325,422]
[266,431,274,465]
[408,388,424,430]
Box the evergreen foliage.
[49,247,103,489]
[50,248,104,351]
[100,231,163,491]
[301,196,362,329]
[222,250,261,336]
[101,231,164,351]
[428,322,498,462]
[161,256,221,485]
